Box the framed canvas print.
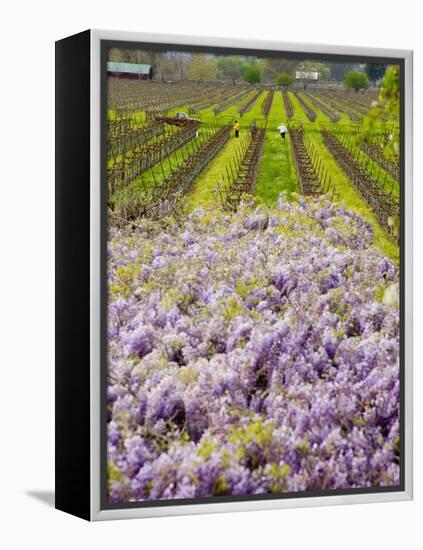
[55,29,413,521]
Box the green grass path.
[184,89,265,210]
[185,136,246,211]
[255,90,299,203]
[187,90,301,209]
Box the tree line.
[108,47,388,86]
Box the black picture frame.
[55,29,413,521]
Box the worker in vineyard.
[278,123,288,139]
[233,120,240,138]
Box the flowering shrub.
[107,195,400,502]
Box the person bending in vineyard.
[278,123,288,139]
[233,120,240,138]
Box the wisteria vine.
[107,195,400,503]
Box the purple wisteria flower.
[106,195,400,502]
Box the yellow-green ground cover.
[109,87,399,261]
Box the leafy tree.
[131,50,153,64]
[186,54,217,81]
[216,56,243,83]
[108,48,134,63]
[108,48,156,65]
[328,62,359,82]
[276,72,294,88]
[364,63,387,82]
[343,71,369,92]
[360,65,400,160]
[243,61,262,84]
[262,58,297,80]
[161,52,189,81]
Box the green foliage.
[108,47,152,65]
[359,65,400,161]
[276,72,294,88]
[228,418,274,449]
[226,417,291,478]
[198,440,218,459]
[328,62,359,82]
[108,461,123,483]
[266,462,292,492]
[262,58,297,80]
[107,460,130,499]
[222,295,244,322]
[236,279,263,298]
[379,65,400,120]
[186,54,217,81]
[243,61,262,84]
[213,476,230,496]
[216,56,244,83]
[343,71,369,92]
[364,63,387,82]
